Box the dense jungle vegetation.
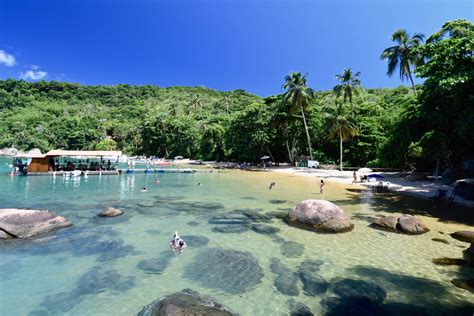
[0,20,472,172]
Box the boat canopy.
[14,153,47,158]
[45,150,122,157]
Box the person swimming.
[141,187,147,192]
[170,231,187,250]
[269,182,276,190]
[154,179,161,184]
[197,182,202,186]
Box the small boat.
[64,170,82,177]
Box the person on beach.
[352,171,357,184]
[320,180,325,194]
[170,231,187,250]
[269,182,276,190]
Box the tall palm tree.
[325,100,358,171]
[282,72,315,160]
[380,29,424,94]
[333,68,361,112]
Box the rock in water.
[298,260,328,296]
[137,289,235,316]
[0,209,72,239]
[270,258,299,296]
[370,214,429,235]
[450,231,474,243]
[396,215,429,235]
[370,216,398,232]
[432,257,466,266]
[332,278,387,305]
[184,248,264,294]
[287,200,353,233]
[251,224,280,235]
[180,235,209,247]
[98,207,124,217]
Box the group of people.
[47,158,114,172]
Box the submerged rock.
[287,200,353,233]
[265,211,288,219]
[0,209,72,239]
[370,214,429,235]
[280,241,305,258]
[298,260,327,296]
[432,257,466,266]
[181,235,209,247]
[212,225,249,234]
[287,299,314,316]
[269,199,287,204]
[332,278,387,305]
[137,252,173,274]
[451,279,474,293]
[184,248,264,294]
[76,266,135,295]
[137,289,234,316]
[186,221,200,226]
[251,224,280,235]
[270,258,299,296]
[98,207,124,217]
[451,231,474,243]
[431,238,449,244]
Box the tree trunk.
[339,129,343,171]
[407,65,417,95]
[286,140,292,163]
[349,93,354,112]
[299,102,313,160]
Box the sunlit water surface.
[1,158,473,315]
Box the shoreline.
[267,167,474,208]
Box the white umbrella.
[358,167,373,173]
[260,155,271,160]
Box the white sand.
[270,167,474,207]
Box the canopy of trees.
[1,19,472,173]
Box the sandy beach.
[269,167,474,207]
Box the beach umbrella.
[368,174,384,178]
[260,155,271,160]
[174,156,184,160]
[358,167,372,173]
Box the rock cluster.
[98,207,124,217]
[370,214,429,235]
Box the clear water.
[0,157,473,315]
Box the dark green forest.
[1,20,472,173]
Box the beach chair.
[428,189,447,203]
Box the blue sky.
[0,0,472,96]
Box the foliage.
[381,29,425,93]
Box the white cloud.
[20,70,48,80]
[0,50,16,66]
[30,64,40,70]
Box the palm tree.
[325,100,358,171]
[282,72,315,160]
[380,29,424,94]
[333,68,361,112]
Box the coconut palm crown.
[380,29,425,94]
[282,72,315,160]
[333,68,362,112]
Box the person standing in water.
[320,180,325,194]
[170,231,187,251]
[352,171,357,184]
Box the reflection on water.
[0,160,473,315]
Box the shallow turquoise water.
[0,157,473,315]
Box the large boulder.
[370,214,429,235]
[137,289,234,316]
[98,207,124,217]
[287,200,353,233]
[0,209,72,239]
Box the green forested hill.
[0,79,415,167]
